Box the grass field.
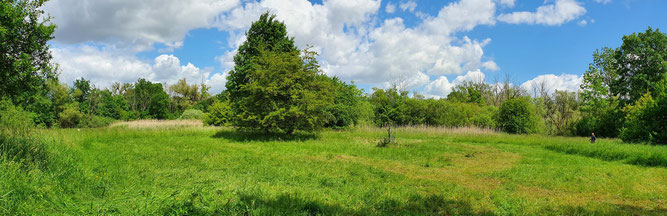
[2,123,666,215]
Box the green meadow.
[2,123,666,215]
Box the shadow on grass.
[161,192,495,215]
[543,144,667,168]
[159,190,666,215]
[553,204,667,216]
[211,129,319,142]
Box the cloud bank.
[45,0,586,97]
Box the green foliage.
[0,100,35,133]
[134,78,170,119]
[535,90,581,136]
[232,47,334,134]
[495,97,542,134]
[447,80,489,104]
[226,12,298,102]
[0,100,48,168]
[324,77,364,129]
[574,106,624,138]
[225,13,332,134]
[204,101,231,126]
[192,96,217,113]
[369,87,408,127]
[579,27,666,139]
[96,89,130,120]
[0,0,57,113]
[180,109,205,120]
[169,78,210,113]
[576,59,624,137]
[355,99,375,126]
[57,104,83,128]
[612,27,667,103]
[620,77,667,144]
[47,80,72,116]
[23,93,54,127]
[427,100,496,128]
[580,48,616,104]
[72,77,92,112]
[368,88,496,128]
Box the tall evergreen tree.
[225,12,298,99]
[224,12,333,134]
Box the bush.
[420,100,496,128]
[354,100,374,126]
[574,100,624,138]
[204,101,231,126]
[323,77,364,129]
[0,100,35,132]
[495,98,542,134]
[180,109,205,120]
[620,78,667,144]
[57,104,83,128]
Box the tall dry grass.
[356,125,498,135]
[109,120,204,129]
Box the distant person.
[590,132,596,143]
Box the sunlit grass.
[1,126,666,215]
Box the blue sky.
[44,0,666,97]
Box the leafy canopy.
[495,97,542,134]
[0,0,57,105]
[225,12,333,134]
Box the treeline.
[45,78,212,128]
[366,80,574,135]
[1,6,664,144]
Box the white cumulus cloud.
[424,69,487,98]
[212,0,499,89]
[497,0,515,7]
[52,45,214,89]
[520,73,582,96]
[43,0,240,51]
[385,2,397,13]
[45,0,586,96]
[497,0,586,26]
[399,1,417,12]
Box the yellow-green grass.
[109,119,204,129]
[2,125,666,215]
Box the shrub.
[324,77,364,129]
[620,78,667,144]
[204,101,231,126]
[180,109,205,120]
[0,100,35,133]
[422,100,496,128]
[57,104,83,128]
[495,97,542,134]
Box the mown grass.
[447,132,667,167]
[1,123,666,215]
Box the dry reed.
[356,125,498,135]
[109,120,204,129]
